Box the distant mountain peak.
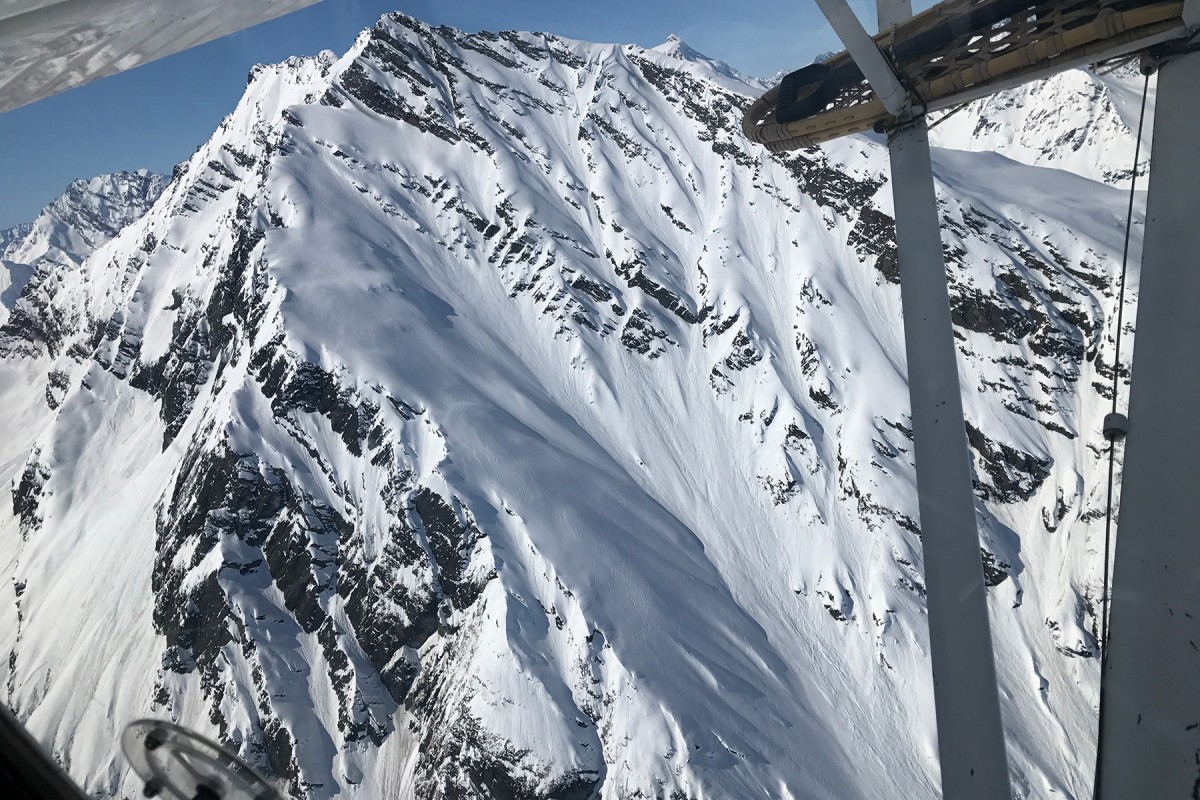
[651,33,690,55]
[0,221,32,255]
[13,169,165,261]
[647,34,760,89]
[0,170,165,331]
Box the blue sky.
[0,0,895,229]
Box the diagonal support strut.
[813,0,1014,796]
[813,0,910,115]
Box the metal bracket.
[1140,26,1200,72]
[874,106,929,136]
[876,0,912,30]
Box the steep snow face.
[651,35,762,88]
[0,18,1137,800]
[0,170,167,330]
[928,64,1155,186]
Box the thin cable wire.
[926,101,969,131]
[1100,69,1149,661]
[1093,69,1150,800]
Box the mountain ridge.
[0,170,166,335]
[0,12,1142,799]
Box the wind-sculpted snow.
[0,14,1144,800]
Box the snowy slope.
[0,222,33,255]
[652,35,763,89]
[0,170,166,330]
[0,16,1141,800]
[928,64,1155,186]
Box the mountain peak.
[0,169,165,331]
[646,34,760,89]
[3,170,165,263]
[652,34,698,58]
[0,11,1139,800]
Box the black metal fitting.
[1103,412,1129,442]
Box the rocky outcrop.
[0,16,1132,800]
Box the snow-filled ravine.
[0,13,1151,800]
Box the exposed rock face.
[0,222,32,254]
[1,171,166,268]
[0,17,1138,800]
[928,63,1155,187]
[0,170,167,347]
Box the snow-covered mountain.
[0,225,33,316]
[651,35,762,88]
[0,15,1142,800]
[0,222,33,254]
[928,64,1155,186]
[0,170,167,330]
